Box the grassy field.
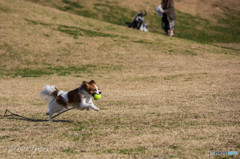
[0,0,240,158]
[26,0,240,46]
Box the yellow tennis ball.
[94,94,101,100]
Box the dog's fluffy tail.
[40,85,58,103]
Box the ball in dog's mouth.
[93,94,101,100]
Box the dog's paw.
[92,106,100,111]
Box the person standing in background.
[161,0,176,37]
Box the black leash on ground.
[3,108,75,121]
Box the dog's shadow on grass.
[4,117,73,123]
[2,109,73,123]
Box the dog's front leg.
[89,104,100,111]
[80,97,99,111]
[88,100,99,111]
[80,102,99,111]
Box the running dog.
[40,80,101,121]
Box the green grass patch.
[103,149,114,154]
[105,25,116,31]
[174,10,240,43]
[133,40,154,44]
[0,6,11,13]
[57,24,118,38]
[118,147,146,154]
[0,135,10,140]
[1,68,54,77]
[93,2,135,26]
[164,74,184,80]
[75,10,98,19]
[62,0,83,9]
[152,123,166,129]
[180,50,197,56]
[75,41,83,44]
[62,148,76,153]
[25,19,51,26]
[25,19,118,38]
[72,121,86,131]
[0,64,118,78]
[60,0,84,12]
[169,145,178,150]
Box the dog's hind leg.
[49,113,53,121]
[47,105,54,121]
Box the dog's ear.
[89,80,96,84]
[143,10,147,16]
[82,81,89,87]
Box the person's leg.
[168,20,175,37]
[162,14,169,35]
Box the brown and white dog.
[40,80,101,121]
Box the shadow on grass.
[3,117,72,123]
[2,109,73,123]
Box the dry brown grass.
[0,0,240,158]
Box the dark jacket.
[162,0,176,20]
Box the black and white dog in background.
[126,10,148,32]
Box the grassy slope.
[0,0,240,158]
[26,0,240,46]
